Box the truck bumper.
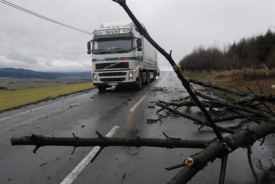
[93,80,138,87]
[92,67,140,87]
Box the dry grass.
[229,69,275,96]
[183,69,275,96]
[183,69,275,115]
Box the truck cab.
[87,22,158,91]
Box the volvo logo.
[97,59,106,61]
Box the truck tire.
[146,72,150,85]
[97,86,106,91]
[152,71,156,81]
[136,72,143,90]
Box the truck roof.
[100,21,143,29]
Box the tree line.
[179,29,275,71]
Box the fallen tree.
[10,0,275,183]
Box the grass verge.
[0,82,95,112]
[182,70,275,98]
[182,70,232,86]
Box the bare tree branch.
[189,78,275,104]
[189,78,247,97]
[156,101,235,134]
[219,154,228,184]
[168,120,275,183]
[11,134,208,150]
[247,147,261,184]
[112,0,224,141]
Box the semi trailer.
[87,21,159,91]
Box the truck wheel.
[136,72,143,90]
[146,72,150,85]
[97,86,106,91]
[152,71,156,81]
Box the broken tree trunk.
[168,119,275,183]
[10,118,275,183]
[11,134,208,151]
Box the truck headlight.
[128,71,133,79]
[93,73,98,81]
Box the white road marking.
[0,100,64,122]
[129,94,147,112]
[60,126,120,184]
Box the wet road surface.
[0,71,274,183]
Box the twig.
[146,119,160,123]
[166,162,186,171]
[121,172,126,184]
[247,147,261,184]
[247,87,253,94]
[90,147,104,163]
[71,147,77,155]
[260,137,265,146]
[163,132,170,139]
[219,154,228,184]
[33,146,41,154]
[230,109,261,124]
[96,131,104,138]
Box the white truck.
[87,21,159,91]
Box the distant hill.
[0,68,92,79]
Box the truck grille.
[95,63,129,69]
[101,78,126,82]
[99,72,126,77]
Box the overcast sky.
[0,0,275,72]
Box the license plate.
[108,83,118,86]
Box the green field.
[0,82,95,112]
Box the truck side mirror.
[136,39,141,48]
[87,41,92,54]
[137,47,142,51]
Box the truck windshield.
[92,38,133,54]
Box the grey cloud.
[5,49,39,65]
[0,0,275,72]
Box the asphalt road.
[0,71,274,184]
